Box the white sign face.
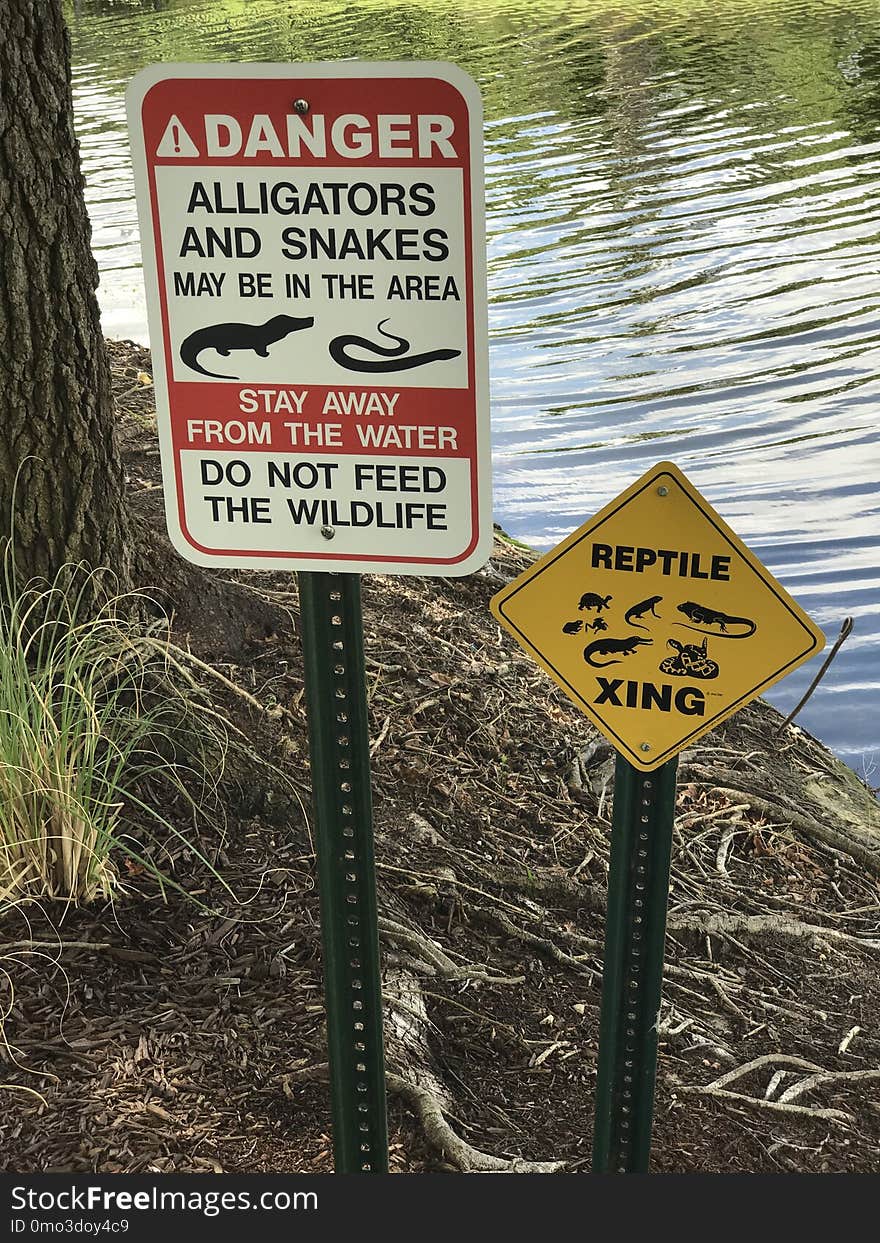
[126,62,490,574]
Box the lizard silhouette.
[179,314,314,379]
[583,635,652,668]
[624,595,662,629]
[675,601,756,638]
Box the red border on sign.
[140,74,481,565]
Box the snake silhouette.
[329,319,461,372]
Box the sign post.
[490,461,825,1171]
[127,61,489,1172]
[298,573,388,1172]
[591,755,677,1173]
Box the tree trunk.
[0,0,130,594]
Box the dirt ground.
[0,338,878,1174]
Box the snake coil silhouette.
[328,319,461,372]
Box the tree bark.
[0,0,130,594]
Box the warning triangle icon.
[155,115,200,158]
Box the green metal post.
[592,753,678,1173]
[298,571,388,1174]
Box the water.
[66,0,879,779]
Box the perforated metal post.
[592,753,678,1173]
[298,571,388,1174]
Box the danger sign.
[490,462,825,770]
[126,62,490,573]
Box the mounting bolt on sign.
[127,61,490,1173]
[490,461,826,1172]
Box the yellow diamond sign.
[490,461,825,771]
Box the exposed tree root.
[385,1072,565,1173]
[778,1067,880,1105]
[379,959,563,1171]
[667,911,880,952]
[494,866,606,915]
[379,916,525,985]
[671,1054,867,1125]
[281,1048,580,1169]
[675,1081,852,1124]
[283,959,561,1174]
[697,781,880,878]
[696,1053,826,1089]
[470,906,599,973]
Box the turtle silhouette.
[578,592,612,612]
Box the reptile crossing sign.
[490,461,826,771]
[126,61,490,574]
[491,462,827,1173]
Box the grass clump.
[0,544,228,906]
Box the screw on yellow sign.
[490,461,825,771]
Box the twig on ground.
[838,1027,861,1055]
[702,1054,825,1092]
[471,907,598,974]
[369,716,391,757]
[707,786,880,878]
[715,820,741,876]
[675,1082,852,1125]
[149,640,270,714]
[774,617,854,736]
[777,1067,880,1105]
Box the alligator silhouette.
[583,635,652,668]
[179,314,315,379]
[329,320,461,372]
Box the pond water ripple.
[67,0,879,776]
